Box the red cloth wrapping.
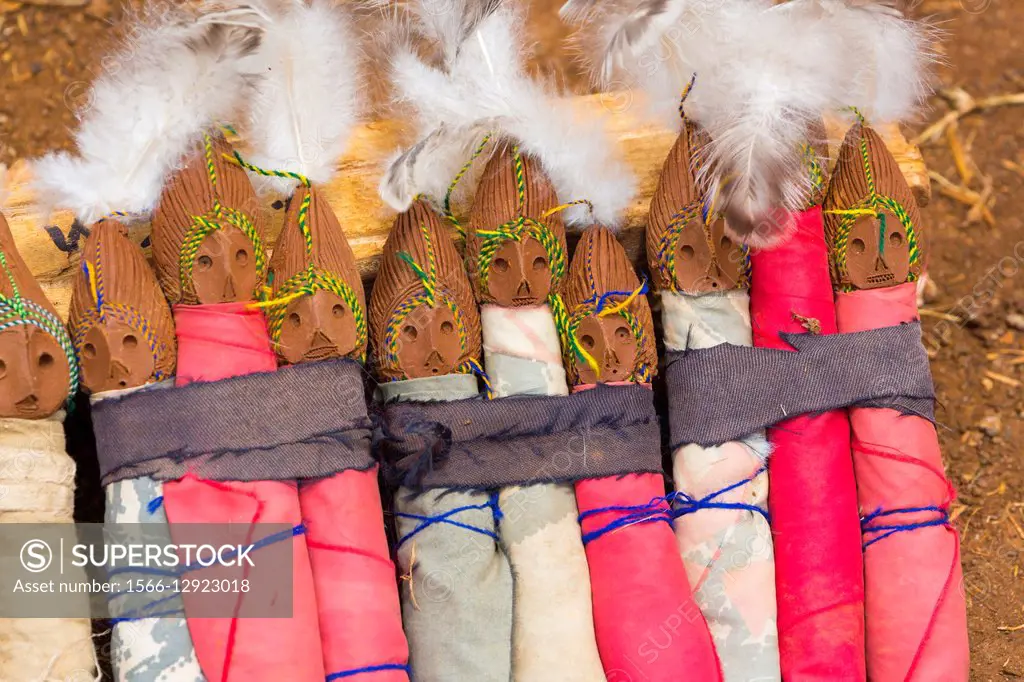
[162,303,325,682]
[573,384,722,682]
[749,207,866,681]
[835,283,969,681]
[301,469,410,680]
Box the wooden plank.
[1,93,930,320]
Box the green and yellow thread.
[383,220,492,398]
[0,249,79,398]
[177,136,266,298]
[231,152,367,360]
[825,126,921,290]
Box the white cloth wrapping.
[661,290,780,682]
[481,304,604,682]
[0,412,97,681]
[94,384,206,682]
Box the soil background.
[1,0,1022,679]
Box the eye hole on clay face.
[123,335,138,350]
[235,249,249,266]
[332,304,345,318]
[288,312,302,328]
[889,232,904,247]
[851,238,866,254]
[581,334,595,350]
[38,352,54,369]
[720,236,733,250]
[615,326,630,341]
[532,256,547,271]
[197,255,214,271]
[0,358,6,379]
[403,325,418,340]
[493,258,510,273]
[440,321,455,334]
[83,343,97,359]
[680,245,695,261]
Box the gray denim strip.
[380,383,661,491]
[665,321,935,448]
[92,359,372,485]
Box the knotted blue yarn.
[578,496,674,546]
[861,505,950,549]
[108,592,185,624]
[146,495,164,514]
[326,663,411,680]
[105,523,307,580]
[395,493,502,550]
[669,467,770,524]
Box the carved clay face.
[673,216,747,293]
[276,289,358,364]
[574,314,638,385]
[394,303,463,378]
[844,211,910,289]
[0,326,70,418]
[487,237,551,306]
[79,318,156,393]
[191,226,259,304]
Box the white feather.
[31,7,260,224]
[383,1,635,227]
[576,0,933,243]
[234,0,363,194]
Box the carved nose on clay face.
[874,255,888,272]
[223,275,236,301]
[516,279,532,297]
[110,360,131,388]
[424,350,444,374]
[311,330,332,348]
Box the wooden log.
[1,93,929,319]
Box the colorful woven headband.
[74,259,169,382]
[0,250,79,398]
[178,137,267,298]
[826,131,921,289]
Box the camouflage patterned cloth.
[481,304,605,682]
[661,291,781,682]
[387,373,514,682]
[95,384,206,682]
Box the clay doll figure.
[146,136,326,682]
[378,2,632,678]
[825,121,969,681]
[0,210,95,681]
[66,221,204,682]
[565,225,722,681]
[266,183,409,681]
[371,201,512,682]
[647,116,779,682]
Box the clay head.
[268,185,367,364]
[824,123,923,291]
[370,200,481,382]
[466,144,568,307]
[151,135,267,305]
[68,222,176,393]
[0,212,75,418]
[647,122,750,294]
[564,226,656,386]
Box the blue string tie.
[395,495,502,550]
[146,496,164,514]
[668,467,770,524]
[578,496,674,546]
[861,505,950,549]
[326,663,411,680]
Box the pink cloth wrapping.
[162,303,325,682]
[574,384,722,682]
[749,207,867,681]
[835,283,969,681]
[301,468,410,681]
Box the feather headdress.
[565,0,934,244]
[32,5,261,223]
[380,0,634,227]
[202,0,364,194]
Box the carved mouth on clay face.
[304,344,339,361]
[15,395,39,415]
[512,296,538,305]
[867,272,896,285]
